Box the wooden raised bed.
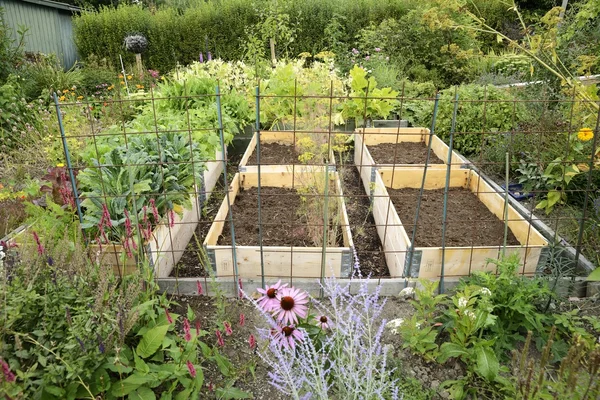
[366,167,548,278]
[7,148,226,278]
[203,170,354,279]
[239,131,335,173]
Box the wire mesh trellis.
[45,79,600,296]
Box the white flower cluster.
[464,310,476,321]
[480,287,492,296]
[386,318,404,334]
[458,297,468,309]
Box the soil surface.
[247,143,299,165]
[337,151,389,277]
[368,142,444,165]
[388,187,520,247]
[219,186,341,247]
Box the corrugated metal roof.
[8,0,81,13]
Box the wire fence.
[48,82,600,294]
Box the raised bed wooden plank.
[203,170,354,279]
[368,168,548,278]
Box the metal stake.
[255,86,266,288]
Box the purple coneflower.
[315,315,330,330]
[274,287,308,325]
[257,280,288,312]
[186,360,197,378]
[274,325,303,349]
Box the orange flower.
[120,81,125,85]
[119,74,123,78]
[136,84,144,89]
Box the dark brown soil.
[388,187,520,247]
[247,143,299,165]
[367,142,444,164]
[219,187,341,247]
[337,151,389,277]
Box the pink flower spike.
[256,280,288,312]
[183,318,192,341]
[186,360,196,378]
[32,231,44,255]
[0,358,15,382]
[169,209,175,228]
[102,203,112,227]
[196,280,204,295]
[149,198,159,223]
[216,329,225,347]
[274,287,309,325]
[274,325,304,349]
[223,321,233,336]
[239,313,245,327]
[195,320,201,336]
[165,308,173,324]
[248,334,256,350]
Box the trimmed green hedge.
[73,0,418,73]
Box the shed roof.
[11,0,81,13]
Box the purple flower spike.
[207,52,212,61]
[199,53,204,63]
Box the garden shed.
[0,0,79,68]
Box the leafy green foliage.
[414,84,528,155]
[18,55,83,101]
[0,75,41,152]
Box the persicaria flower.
[169,209,175,228]
[257,280,288,312]
[274,287,309,325]
[32,231,44,255]
[196,280,204,295]
[149,198,159,223]
[165,308,173,324]
[183,318,192,341]
[223,321,233,336]
[315,315,330,330]
[195,320,201,336]
[216,329,225,347]
[0,358,15,382]
[239,313,246,327]
[248,334,257,350]
[186,360,197,378]
[274,325,304,349]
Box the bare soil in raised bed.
[337,155,389,277]
[367,142,444,165]
[388,187,520,247]
[247,143,299,165]
[219,186,342,247]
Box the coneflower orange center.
[320,316,328,323]
[282,326,295,336]
[266,288,277,298]
[280,296,295,310]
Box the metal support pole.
[255,86,266,288]
[216,85,239,292]
[439,91,460,294]
[53,92,84,226]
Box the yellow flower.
[578,128,594,142]
[59,95,66,101]
[107,85,114,90]
[119,74,123,78]
[136,84,144,89]
[77,95,84,100]
[56,163,65,167]
[127,75,132,80]
[120,81,125,85]
[63,89,69,93]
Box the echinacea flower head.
[315,315,330,330]
[274,325,304,349]
[578,127,594,142]
[274,287,309,325]
[257,280,288,312]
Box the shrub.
[0,76,40,152]
[18,55,82,101]
[414,84,528,155]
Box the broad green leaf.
[111,374,154,396]
[438,342,469,363]
[174,389,192,400]
[45,385,66,397]
[129,387,157,400]
[92,367,111,394]
[137,324,170,358]
[215,387,253,399]
[475,346,499,381]
[134,351,150,374]
[587,267,600,281]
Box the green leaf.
[45,385,66,397]
[111,374,154,396]
[587,267,600,281]
[475,346,499,381]
[438,342,469,363]
[129,387,157,400]
[92,367,111,394]
[215,387,253,399]
[134,351,150,374]
[136,324,170,358]
[174,389,192,400]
